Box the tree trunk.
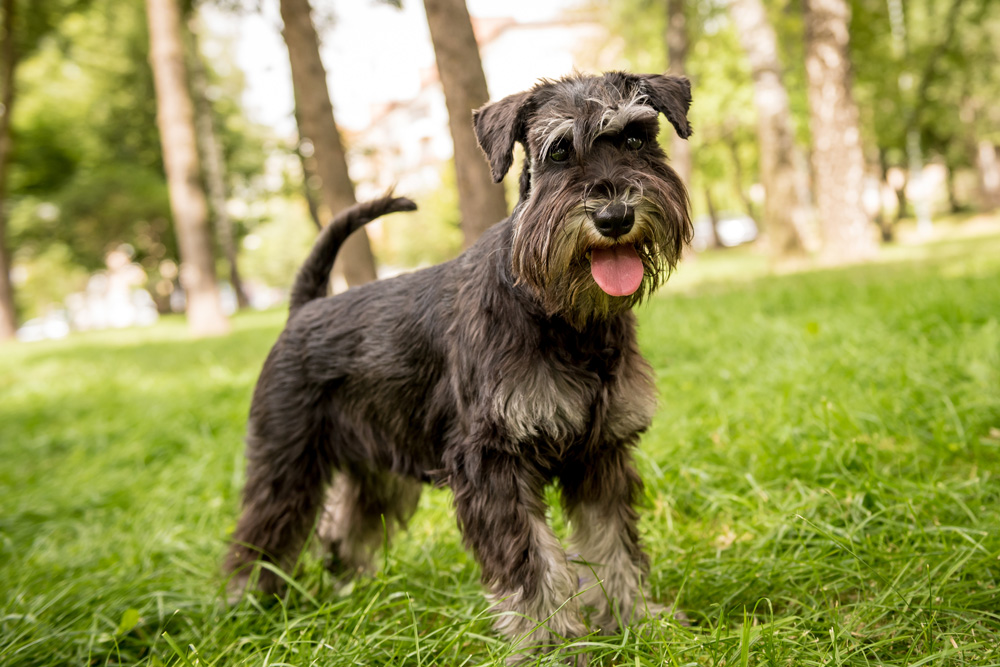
[280,0,377,287]
[892,170,908,221]
[704,186,721,249]
[978,140,1000,209]
[146,0,229,336]
[293,103,324,232]
[729,0,809,260]
[666,0,696,261]
[423,0,507,247]
[188,15,248,309]
[804,0,877,264]
[0,0,17,341]
[725,132,757,222]
[903,0,968,142]
[665,0,691,189]
[876,148,894,242]
[945,163,961,213]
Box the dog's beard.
[511,182,689,328]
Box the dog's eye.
[548,143,570,163]
[625,135,644,150]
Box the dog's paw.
[501,607,590,666]
[505,642,590,667]
[224,573,250,607]
[582,596,690,635]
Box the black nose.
[592,203,635,238]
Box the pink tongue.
[590,246,644,296]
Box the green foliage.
[684,16,759,215]
[374,162,464,268]
[191,21,270,189]
[10,0,93,58]
[12,166,173,271]
[11,243,88,320]
[767,0,810,147]
[594,0,767,217]
[6,0,269,298]
[851,0,1000,168]
[1,231,999,665]
[8,0,169,272]
[597,0,1000,218]
[237,198,317,288]
[849,0,905,162]
[598,0,667,72]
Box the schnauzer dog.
[226,71,693,658]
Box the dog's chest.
[491,346,656,445]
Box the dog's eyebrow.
[535,116,575,160]
[594,95,658,138]
[531,90,658,160]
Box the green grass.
[3,231,1000,666]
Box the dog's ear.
[473,91,532,183]
[637,74,693,140]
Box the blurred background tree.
[804,0,877,263]
[852,0,1000,227]
[3,0,270,332]
[730,0,810,260]
[279,0,378,288]
[423,0,508,247]
[665,0,692,191]
[1,0,98,339]
[147,0,230,336]
[0,0,17,339]
[188,12,250,309]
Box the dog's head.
[474,71,693,326]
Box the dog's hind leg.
[225,423,332,598]
[317,467,422,577]
[561,445,649,633]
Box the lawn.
[2,230,1000,666]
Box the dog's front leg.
[450,447,587,662]
[562,445,650,633]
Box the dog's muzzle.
[587,201,645,298]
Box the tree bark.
[666,0,696,261]
[892,169,907,222]
[0,0,18,340]
[188,16,249,309]
[804,0,878,263]
[423,0,507,247]
[146,0,229,336]
[704,186,721,249]
[293,103,324,232]
[876,147,894,242]
[978,140,1000,209]
[945,163,961,213]
[280,0,377,287]
[729,0,809,260]
[665,0,691,188]
[725,131,758,221]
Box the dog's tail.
[289,194,417,314]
